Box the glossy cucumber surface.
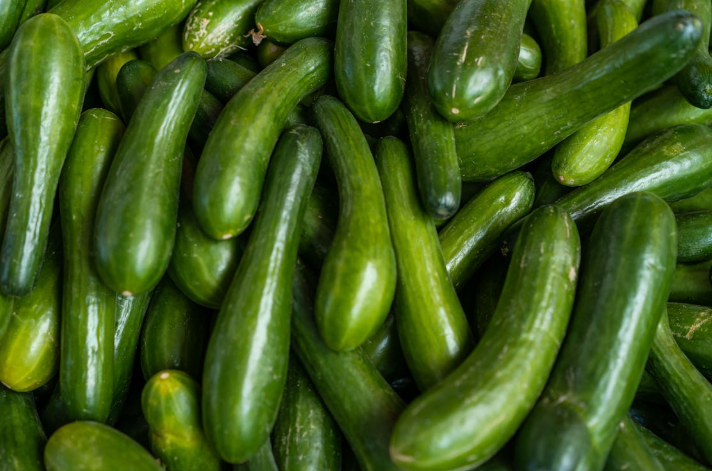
[669,260,712,306]
[604,416,666,471]
[0,0,26,50]
[0,385,46,471]
[676,210,712,262]
[514,34,542,82]
[115,59,157,122]
[635,420,710,471]
[138,22,183,71]
[183,0,262,59]
[529,0,587,74]
[96,50,139,114]
[256,0,339,44]
[204,58,256,103]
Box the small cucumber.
[139,23,183,71]
[96,50,140,114]
[0,385,46,470]
[513,34,542,82]
[670,186,712,214]
[311,96,396,352]
[529,0,587,75]
[183,0,262,58]
[669,260,712,306]
[0,0,26,50]
[256,0,339,44]
[235,440,279,471]
[204,58,256,103]
[635,420,710,471]
[604,416,667,471]
[676,210,712,262]
[115,59,157,122]
[668,302,712,378]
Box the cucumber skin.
[0,0,25,51]
[514,34,542,82]
[235,440,279,471]
[335,0,406,123]
[183,0,262,59]
[391,206,580,471]
[676,211,712,262]
[515,192,677,471]
[96,50,140,114]
[1,13,84,297]
[668,302,712,378]
[529,0,587,75]
[455,12,703,181]
[59,109,125,423]
[670,187,712,214]
[202,126,321,463]
[256,39,287,68]
[311,96,397,352]
[188,90,223,151]
[298,183,339,270]
[635,420,710,471]
[604,416,666,471]
[0,140,13,338]
[94,52,207,296]
[0,385,46,471]
[138,23,183,71]
[115,59,157,122]
[669,260,712,306]
[193,38,332,240]
[256,0,339,44]
[204,58,256,103]
[428,0,530,122]
[407,0,457,36]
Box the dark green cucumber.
[194,38,332,240]
[334,0,406,123]
[45,421,163,471]
[273,358,342,471]
[298,183,338,270]
[235,440,279,471]
[96,50,140,114]
[439,171,535,290]
[95,52,206,296]
[361,314,410,383]
[138,23,183,71]
[142,370,221,471]
[59,109,125,423]
[229,52,261,72]
[256,39,287,68]
[604,416,667,471]
[635,421,710,471]
[188,90,223,151]
[1,13,84,297]
[203,126,321,463]
[115,59,157,122]
[552,0,637,187]
[0,385,46,470]
[183,0,263,58]
[513,34,542,82]
[515,192,677,471]
[256,0,339,44]
[471,257,507,338]
[428,0,530,122]
[676,211,712,262]
[291,261,404,471]
[377,137,474,390]
[407,0,456,35]
[530,0,587,75]
[18,0,45,24]
[454,11,703,181]
[0,0,26,50]
[391,205,580,470]
[668,302,712,377]
[311,96,396,352]
[0,140,14,337]
[403,32,461,219]
[0,230,61,392]
[204,58,257,103]
[671,187,712,214]
[669,260,712,306]
[532,153,573,208]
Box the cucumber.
[311,96,396,352]
[187,90,223,151]
[391,205,580,470]
[0,138,14,272]
[676,211,712,262]
[515,192,677,470]
[229,52,261,72]
[256,0,339,44]
[635,421,710,471]
[668,302,712,378]
[115,60,157,122]
[138,23,183,71]
[403,32,461,219]
[604,416,667,471]
[298,183,338,270]
[0,385,46,471]
[183,0,263,58]
[670,187,712,214]
[235,440,279,471]
[669,260,712,306]
[361,314,410,383]
[471,257,507,338]
[532,153,573,208]
[204,58,256,103]
[552,0,637,187]
[334,0,406,123]
[142,370,221,471]
[513,34,542,82]
[18,0,45,23]
[193,38,331,240]
[530,0,587,75]
[454,11,703,181]
[59,109,125,423]
[44,421,163,471]
[168,204,242,309]
[203,126,321,463]
[95,52,206,296]
[407,0,457,35]
[96,50,140,114]
[428,0,530,122]
[256,39,286,67]
[0,0,26,50]
[1,13,84,297]
[291,261,404,471]
[273,358,342,471]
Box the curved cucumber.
[604,416,666,471]
[514,34,542,82]
[138,23,183,71]
[668,302,712,378]
[403,32,461,219]
[334,0,406,123]
[0,0,26,50]
[529,0,587,75]
[95,52,206,296]
[1,13,84,297]
[194,38,332,240]
[96,50,140,114]
[391,205,580,470]
[516,192,677,471]
[669,260,712,306]
[0,385,46,470]
[256,0,339,44]
[59,109,124,423]
[204,58,256,103]
[115,59,157,122]
[676,211,712,262]
[311,96,396,352]
[428,0,530,122]
[635,420,710,471]
[203,126,321,463]
[454,11,703,181]
[142,370,221,471]
[183,0,262,59]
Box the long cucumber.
[529,0,587,75]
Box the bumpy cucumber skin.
[514,34,542,82]
[142,370,221,471]
[193,38,332,240]
[0,385,46,471]
[516,192,677,471]
[604,416,666,471]
[0,0,25,50]
[635,420,710,471]
[203,126,321,463]
[428,0,530,122]
[676,211,712,262]
[183,0,262,59]
[96,50,140,114]
[59,109,125,423]
[115,59,157,122]
[311,96,396,352]
[1,14,84,297]
[403,32,461,219]
[95,53,206,296]
[335,0,406,123]
[256,0,339,44]
[530,0,587,75]
[454,12,703,181]
[204,58,256,103]
[139,22,184,71]
[668,302,712,377]
[669,260,712,306]
[391,206,580,471]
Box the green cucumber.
[96,50,140,114]
[203,126,321,463]
[193,38,332,240]
[228,52,260,72]
[552,0,637,187]
[604,416,667,471]
[256,0,339,44]
[188,90,223,151]
[183,0,263,58]
[142,370,221,471]
[530,0,587,75]
[95,52,206,296]
[0,0,26,50]
[204,58,256,103]
[0,385,46,470]
[311,96,396,352]
[138,23,183,71]
[513,34,542,82]
[676,211,712,262]
[635,421,710,471]
[45,421,163,471]
[454,11,703,181]
[59,109,125,422]
[1,13,84,297]
[391,205,580,470]
[471,257,507,338]
[0,139,14,332]
[334,0,406,123]
[669,260,712,306]
[361,314,410,383]
[235,440,279,471]
[273,358,341,471]
[298,183,338,270]
[671,187,712,214]
[403,32,461,219]
[18,0,45,24]
[256,39,287,68]
[115,59,157,122]
[515,192,677,470]
[407,0,456,36]
[668,302,712,377]
[428,0,530,122]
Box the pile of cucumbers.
[3,0,712,469]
